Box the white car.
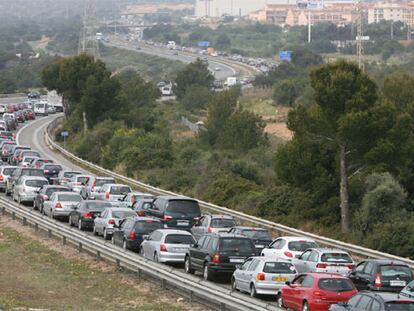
[93,207,136,240]
[68,174,92,193]
[13,176,48,204]
[261,236,318,260]
[95,183,132,202]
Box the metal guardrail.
[46,116,414,269]
[0,196,280,311]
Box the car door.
[113,219,129,246]
[293,250,312,273]
[44,193,55,216]
[244,258,261,291]
[349,261,367,290]
[95,209,107,234]
[283,275,306,308]
[305,250,319,272]
[354,295,373,311]
[292,275,313,310]
[192,236,209,270]
[234,258,253,291]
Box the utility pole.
[78,0,100,58]
[356,0,364,71]
[308,9,312,43]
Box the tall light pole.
[356,0,364,71]
[78,0,100,58]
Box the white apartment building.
[368,2,404,23]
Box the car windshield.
[22,169,44,177]
[3,168,16,175]
[135,221,163,233]
[263,262,296,274]
[318,278,355,292]
[386,302,414,311]
[45,188,69,197]
[219,238,254,253]
[165,234,195,244]
[288,241,318,252]
[211,218,236,228]
[96,179,114,186]
[25,180,48,187]
[44,165,62,171]
[3,144,15,151]
[85,202,112,210]
[241,229,271,240]
[76,176,90,184]
[321,253,353,263]
[58,194,82,202]
[110,186,131,195]
[112,210,136,219]
[380,265,412,277]
[166,200,201,217]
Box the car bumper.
[52,209,72,217]
[0,182,6,189]
[20,193,37,202]
[209,264,237,274]
[370,285,405,292]
[254,282,285,295]
[158,252,186,263]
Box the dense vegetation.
[43,54,414,259]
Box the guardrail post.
[189,290,193,305]
[161,279,166,290]
[137,268,141,279]
[116,259,121,269]
[22,217,27,226]
[96,250,101,261]
[48,229,52,238]
[78,242,82,252]
[62,236,66,245]
[34,223,38,232]
[12,211,15,220]
[220,303,226,311]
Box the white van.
[0,104,7,114]
[34,102,48,116]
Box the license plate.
[390,280,406,287]
[272,277,288,282]
[177,220,189,226]
[255,245,264,248]
[230,258,244,263]
[174,247,186,252]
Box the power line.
[78,0,100,58]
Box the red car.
[279,273,358,311]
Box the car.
[6,167,44,196]
[261,236,318,260]
[184,233,257,281]
[348,259,413,292]
[145,195,201,230]
[191,214,237,240]
[95,183,132,202]
[13,176,49,204]
[232,257,297,297]
[28,91,41,99]
[133,197,155,216]
[47,105,56,114]
[17,150,41,165]
[0,165,17,192]
[329,291,414,311]
[31,158,54,169]
[112,217,164,251]
[79,176,115,199]
[54,105,64,113]
[68,200,112,231]
[20,156,39,167]
[292,248,354,275]
[0,141,17,161]
[33,185,71,212]
[3,113,17,130]
[227,227,272,255]
[93,207,137,240]
[40,163,63,184]
[26,109,35,119]
[401,280,414,299]
[279,273,358,311]
[56,170,83,186]
[214,67,221,71]
[116,191,153,209]
[140,229,196,264]
[10,145,31,165]
[68,174,92,193]
[43,191,82,219]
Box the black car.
[184,233,257,281]
[40,163,63,184]
[6,167,44,196]
[112,217,163,251]
[348,259,413,292]
[227,226,272,255]
[33,185,71,212]
[28,91,41,99]
[329,291,414,311]
[145,195,201,230]
[68,200,112,231]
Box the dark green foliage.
[273,79,302,106]
[180,85,212,111]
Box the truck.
[224,77,237,87]
[166,41,176,49]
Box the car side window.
[348,294,362,307]
[101,210,107,218]
[202,236,211,249]
[356,296,372,309]
[153,199,163,210]
[248,259,260,271]
[301,275,314,288]
[241,258,253,271]
[270,239,281,249]
[363,262,375,275]
[300,250,312,261]
[208,238,218,251]
[370,299,381,311]
[293,275,306,285]
[122,219,131,230]
[151,231,162,241]
[355,262,366,273]
[201,217,209,227]
[308,251,319,262]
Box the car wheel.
[276,293,284,308]
[103,229,109,240]
[93,225,98,236]
[302,301,309,311]
[123,239,127,249]
[203,264,214,281]
[250,284,258,298]
[231,278,238,291]
[184,256,195,274]
[78,219,83,231]
[154,252,159,263]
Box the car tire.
[203,264,214,281]
[250,284,258,298]
[123,239,127,250]
[231,278,238,291]
[103,229,109,240]
[302,301,309,311]
[184,256,195,274]
[78,219,83,231]
[93,225,98,236]
[276,293,284,308]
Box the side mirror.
[349,271,356,276]
[285,281,291,286]
[143,235,149,240]
[118,198,123,201]
[337,302,348,307]
[192,243,198,248]
[235,264,242,269]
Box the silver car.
[43,191,82,219]
[68,174,92,193]
[191,214,237,241]
[401,280,414,299]
[140,229,195,263]
[292,248,354,276]
[56,170,82,186]
[0,166,17,191]
[13,176,48,204]
[93,207,137,240]
[232,257,297,297]
[80,176,115,199]
[21,156,39,167]
[95,183,132,202]
[117,191,154,209]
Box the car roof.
[155,229,193,235]
[279,236,317,242]
[209,233,250,239]
[43,185,70,189]
[157,195,197,201]
[95,176,115,180]
[309,248,349,254]
[104,183,130,187]
[82,200,110,204]
[300,272,349,279]
[21,176,48,180]
[54,191,80,195]
[358,291,414,302]
[250,256,293,263]
[230,226,268,231]
[132,217,161,222]
[362,259,409,266]
[210,214,234,219]
[106,207,136,212]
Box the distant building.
[367,2,404,24]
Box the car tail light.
[105,192,110,199]
[212,253,220,263]
[284,251,293,258]
[43,195,49,200]
[83,212,93,218]
[164,215,173,221]
[55,202,62,209]
[208,226,212,233]
[44,170,49,174]
[316,263,328,269]
[347,264,354,269]
[0,175,3,181]
[137,211,145,216]
[160,244,168,252]
[375,273,382,287]
[256,273,265,281]
[129,230,135,240]
[313,291,327,300]
[91,180,96,191]
[108,219,115,225]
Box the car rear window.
[112,210,136,219]
[22,151,40,157]
[76,176,90,184]
[3,167,16,175]
[58,194,82,202]
[135,220,163,233]
[44,165,62,171]
[64,171,81,178]
[385,302,414,311]
[3,144,15,151]
[96,178,115,186]
[288,241,318,252]
[241,229,272,240]
[25,180,48,187]
[211,218,236,228]
[219,238,255,253]
[380,265,412,277]
[166,200,201,217]
[318,278,355,292]
[321,253,353,263]
[46,188,70,197]
[110,186,131,195]
[85,202,112,210]
[165,234,195,244]
[22,169,44,177]
[263,262,296,274]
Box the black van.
[145,195,201,230]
